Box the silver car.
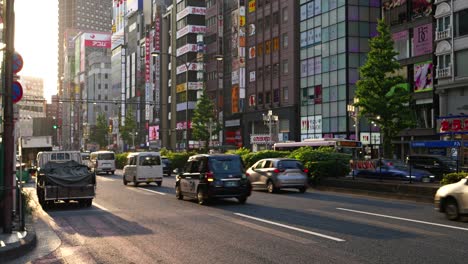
[246,158,308,193]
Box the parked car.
[175,154,251,205]
[408,154,458,179]
[162,157,172,177]
[246,158,308,193]
[123,152,163,186]
[434,176,468,220]
[354,159,435,182]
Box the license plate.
[224,181,239,187]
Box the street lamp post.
[263,110,279,150]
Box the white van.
[123,152,163,186]
[80,152,92,169]
[90,151,116,175]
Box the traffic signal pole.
[2,0,16,233]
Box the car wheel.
[267,181,277,193]
[176,185,183,200]
[133,177,139,187]
[123,176,128,186]
[157,181,162,187]
[237,196,247,204]
[111,171,115,175]
[298,186,307,193]
[197,188,208,205]
[444,199,460,221]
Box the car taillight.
[303,168,309,173]
[273,168,285,173]
[246,172,250,177]
[206,171,214,182]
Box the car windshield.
[139,155,161,166]
[81,154,90,160]
[209,157,243,173]
[98,153,115,160]
[278,160,303,170]
[435,156,457,166]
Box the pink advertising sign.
[83,33,112,48]
[413,23,432,57]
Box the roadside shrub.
[440,172,468,186]
[164,151,194,170]
[242,150,289,168]
[306,159,351,185]
[115,152,129,169]
[226,147,251,157]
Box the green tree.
[355,19,414,158]
[90,113,108,148]
[192,89,221,151]
[119,107,137,147]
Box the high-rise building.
[299,1,381,154]
[58,0,113,97]
[58,0,112,150]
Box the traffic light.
[53,125,58,129]
[108,124,113,133]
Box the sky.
[15,0,58,102]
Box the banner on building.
[414,61,433,92]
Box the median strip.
[234,213,345,242]
[337,208,468,231]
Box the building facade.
[383,0,438,159]
[17,76,46,138]
[434,0,468,165]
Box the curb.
[0,213,37,262]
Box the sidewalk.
[0,183,37,262]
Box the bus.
[273,138,362,154]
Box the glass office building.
[299,0,381,141]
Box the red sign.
[154,16,161,52]
[145,36,150,82]
[83,33,111,48]
[438,117,468,134]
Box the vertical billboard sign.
[413,23,432,57]
[414,61,433,92]
[239,1,246,112]
[145,36,150,82]
[154,10,161,120]
[231,3,240,113]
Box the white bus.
[273,138,362,154]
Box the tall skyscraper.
[58,0,113,97]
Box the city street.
[11,170,468,264]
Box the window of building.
[257,0,263,8]
[206,15,217,27]
[282,33,288,48]
[273,12,279,26]
[273,63,279,78]
[265,92,271,104]
[265,65,271,77]
[265,15,271,30]
[105,84,108,89]
[282,7,288,23]
[265,40,271,54]
[455,9,468,37]
[258,67,263,78]
[437,16,450,33]
[98,84,101,89]
[455,49,468,77]
[176,0,186,12]
[98,94,101,100]
[282,60,289,74]
[258,92,264,104]
[283,87,288,101]
[273,37,279,51]
[258,18,263,33]
[438,54,451,69]
[206,0,215,8]
[258,43,263,56]
[273,89,280,103]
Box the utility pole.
[2,0,16,233]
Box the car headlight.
[405,175,417,179]
[429,175,435,178]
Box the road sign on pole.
[13,52,24,74]
[12,81,23,104]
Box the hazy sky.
[15,0,58,102]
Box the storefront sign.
[413,23,432,57]
[437,116,468,134]
[251,134,271,144]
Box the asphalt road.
[11,170,468,264]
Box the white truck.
[19,136,54,176]
[36,151,96,208]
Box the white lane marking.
[337,208,468,232]
[137,187,167,196]
[234,213,345,242]
[93,203,109,212]
[97,177,115,181]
